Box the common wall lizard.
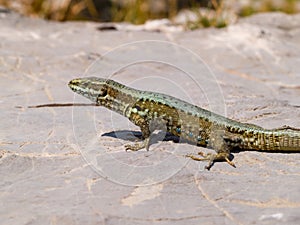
[69,77,300,170]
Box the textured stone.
[0,8,299,225]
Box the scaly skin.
[68,77,300,170]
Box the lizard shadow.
[101,130,181,146]
[102,130,236,169]
[102,130,235,152]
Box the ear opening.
[98,86,108,98]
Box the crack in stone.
[194,175,243,225]
[0,150,80,159]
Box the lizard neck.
[98,81,141,117]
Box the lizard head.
[69,77,138,114]
[68,77,109,104]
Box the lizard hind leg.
[186,129,237,170]
[186,151,235,170]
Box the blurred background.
[0,0,299,28]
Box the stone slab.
[0,9,300,225]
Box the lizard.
[68,77,300,170]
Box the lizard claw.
[124,137,150,151]
[125,143,144,151]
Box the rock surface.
[1,8,300,225]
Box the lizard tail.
[241,126,300,152]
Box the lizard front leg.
[124,109,169,151]
[124,111,151,151]
[125,123,151,151]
